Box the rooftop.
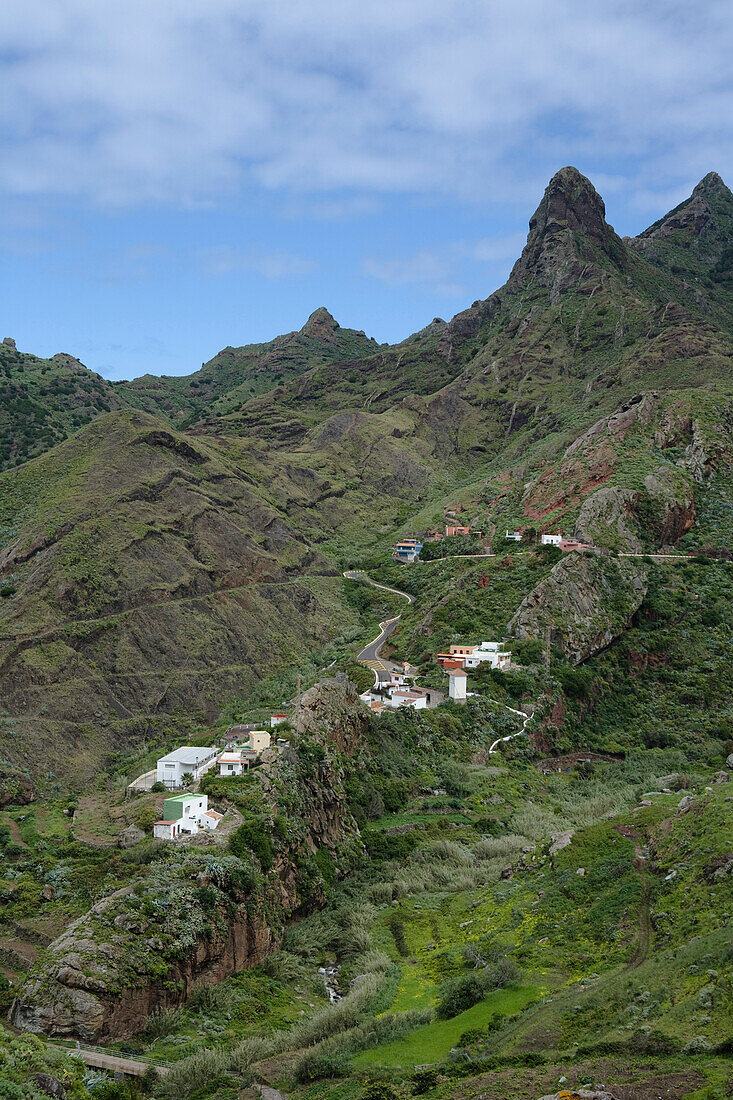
[158,746,217,765]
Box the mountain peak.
[300,307,340,340]
[533,166,610,243]
[692,171,730,200]
[509,167,625,290]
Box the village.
[393,523,591,562]
[131,717,291,842]
[139,624,517,841]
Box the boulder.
[677,795,696,810]
[549,829,575,855]
[33,1075,66,1099]
[726,753,733,770]
[118,824,146,849]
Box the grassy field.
[353,985,541,1068]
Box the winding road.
[343,571,413,684]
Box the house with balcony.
[393,538,423,563]
[155,746,218,789]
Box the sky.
[1,0,731,380]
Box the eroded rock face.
[575,486,643,552]
[509,166,627,295]
[13,901,272,1042]
[574,466,695,551]
[508,554,649,664]
[293,678,369,755]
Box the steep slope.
[0,411,356,786]
[630,171,733,331]
[0,341,121,470]
[1,168,731,785]
[116,308,381,424]
[208,169,732,467]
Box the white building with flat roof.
[217,751,248,777]
[463,641,511,671]
[540,533,562,546]
[155,746,218,789]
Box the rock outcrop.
[508,554,649,664]
[293,677,370,754]
[509,166,627,295]
[575,486,643,552]
[12,681,365,1042]
[0,764,36,808]
[13,887,272,1042]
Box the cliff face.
[508,553,650,664]
[12,682,366,1041]
[12,886,273,1042]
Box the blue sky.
[1,0,731,380]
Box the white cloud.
[197,246,316,279]
[0,0,731,210]
[362,230,529,296]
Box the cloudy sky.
[2,0,731,379]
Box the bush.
[151,781,166,793]
[436,958,520,1019]
[229,818,275,871]
[436,973,485,1018]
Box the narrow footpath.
[49,1043,169,1077]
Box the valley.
[0,166,731,1100]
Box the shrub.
[229,818,275,872]
[151,781,166,793]
[437,973,486,1018]
[436,958,520,1019]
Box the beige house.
[249,730,271,753]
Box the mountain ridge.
[0,166,731,785]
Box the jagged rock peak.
[533,166,610,240]
[300,306,340,340]
[510,166,626,291]
[693,171,731,199]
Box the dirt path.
[6,819,28,848]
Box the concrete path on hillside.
[52,1044,169,1077]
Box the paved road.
[343,571,413,684]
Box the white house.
[154,793,220,839]
[463,641,512,671]
[217,751,248,777]
[156,746,218,789]
[387,689,428,710]
[202,809,224,830]
[270,714,288,728]
[505,529,523,541]
[540,533,562,546]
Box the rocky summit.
[0,168,731,1100]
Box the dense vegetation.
[0,167,732,1100]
